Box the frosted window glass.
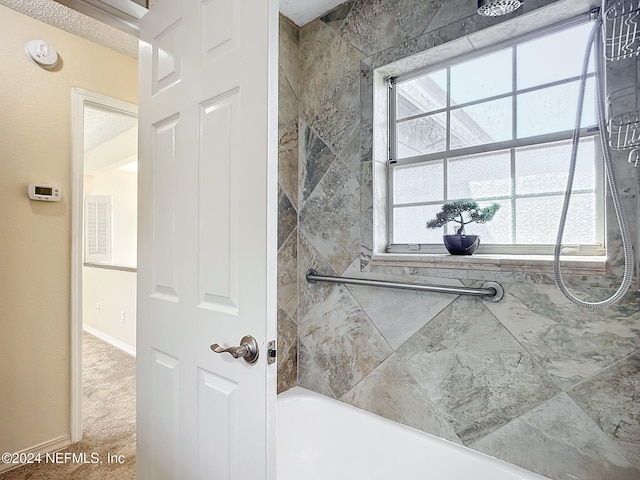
[516,194,596,244]
[397,69,447,119]
[517,23,593,89]
[397,113,446,158]
[451,97,512,149]
[451,49,512,105]
[463,200,512,243]
[517,79,596,138]
[393,204,445,244]
[447,151,511,199]
[516,138,596,195]
[393,162,444,204]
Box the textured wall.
[295,1,640,479]
[0,3,137,458]
[277,15,300,393]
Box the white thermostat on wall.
[28,184,61,202]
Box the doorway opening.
[70,88,138,443]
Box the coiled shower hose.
[553,16,634,308]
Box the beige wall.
[83,168,137,349]
[82,266,137,351]
[0,4,137,456]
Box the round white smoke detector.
[25,40,59,69]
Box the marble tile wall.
[277,15,299,393]
[293,1,640,479]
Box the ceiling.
[280,0,346,26]
[0,0,347,59]
[84,107,137,152]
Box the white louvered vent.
[84,195,112,263]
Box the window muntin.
[450,48,512,105]
[388,20,604,255]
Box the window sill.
[371,253,607,275]
[84,262,137,273]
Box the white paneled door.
[137,0,278,478]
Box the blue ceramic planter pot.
[443,235,480,255]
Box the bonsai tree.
[426,199,500,236]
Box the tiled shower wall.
[279,1,640,479]
[277,15,299,393]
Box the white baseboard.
[0,435,71,474]
[83,324,136,357]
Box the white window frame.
[386,15,605,256]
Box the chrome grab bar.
[305,269,504,302]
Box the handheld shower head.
[477,0,522,16]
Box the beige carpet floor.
[2,332,136,479]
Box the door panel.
[150,349,180,479]
[197,369,240,477]
[151,115,180,300]
[200,0,239,62]
[152,19,182,94]
[197,90,240,313]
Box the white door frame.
[70,88,138,443]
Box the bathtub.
[277,387,550,480]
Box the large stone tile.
[343,259,459,348]
[298,339,335,398]
[342,353,461,443]
[472,394,639,480]
[320,1,354,31]
[278,66,298,130]
[278,121,298,208]
[397,296,560,444]
[340,121,364,176]
[339,0,442,56]
[297,229,337,323]
[347,283,455,348]
[364,9,483,72]
[359,161,374,268]
[604,194,639,286]
[277,227,297,320]
[279,15,300,98]
[423,0,476,33]
[569,350,640,468]
[300,19,363,158]
[299,282,393,398]
[277,308,298,394]
[299,124,338,207]
[299,157,361,276]
[465,0,595,51]
[360,60,374,127]
[278,187,296,250]
[484,282,640,390]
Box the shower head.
[477,0,522,16]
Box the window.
[387,19,604,255]
[85,195,112,264]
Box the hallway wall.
[0,4,137,459]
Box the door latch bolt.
[267,340,276,365]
